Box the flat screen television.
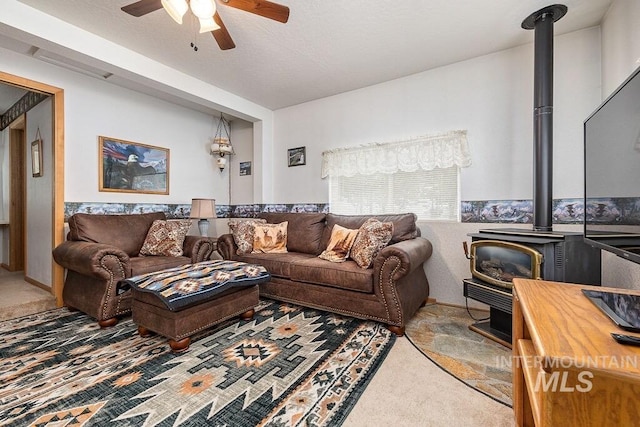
[584,65,640,264]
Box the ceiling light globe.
[161,0,188,24]
[199,17,221,33]
[190,0,216,19]
[216,156,227,171]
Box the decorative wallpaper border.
[64,202,329,222]
[64,198,640,225]
[0,91,49,131]
[462,197,640,225]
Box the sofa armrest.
[52,241,130,281]
[216,234,238,260]
[374,237,433,282]
[183,235,215,263]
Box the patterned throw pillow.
[228,218,267,255]
[252,221,288,253]
[139,219,192,257]
[319,224,359,263]
[350,218,394,268]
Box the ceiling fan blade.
[223,0,290,23]
[212,12,236,50]
[121,0,163,17]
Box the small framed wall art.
[288,146,306,167]
[31,138,43,177]
[98,136,169,194]
[239,161,252,176]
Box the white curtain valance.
[321,130,471,178]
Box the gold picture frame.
[98,136,169,194]
[31,139,43,177]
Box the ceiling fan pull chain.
[190,14,199,51]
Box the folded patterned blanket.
[121,260,270,311]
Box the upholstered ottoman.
[125,260,270,352]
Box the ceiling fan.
[121,0,290,51]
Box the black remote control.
[611,333,640,346]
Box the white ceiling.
[4,0,613,111]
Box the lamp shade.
[189,198,216,219]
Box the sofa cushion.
[321,213,418,249]
[350,219,394,268]
[236,252,316,278]
[229,218,267,255]
[140,219,191,257]
[259,213,326,255]
[252,222,288,253]
[318,224,358,263]
[68,212,166,257]
[289,257,374,293]
[129,255,192,276]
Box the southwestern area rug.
[405,303,512,407]
[0,299,395,426]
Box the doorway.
[0,71,64,307]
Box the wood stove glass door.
[470,240,543,288]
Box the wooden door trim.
[8,120,25,271]
[0,71,64,306]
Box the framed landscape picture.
[98,136,169,194]
[288,146,306,167]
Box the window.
[322,131,470,221]
[329,167,459,220]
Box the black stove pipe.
[522,4,567,232]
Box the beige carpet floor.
[0,269,57,321]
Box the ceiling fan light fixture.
[161,0,188,24]
[190,0,216,19]
[199,17,221,33]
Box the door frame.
[8,115,25,272]
[0,71,64,306]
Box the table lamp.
[189,198,216,236]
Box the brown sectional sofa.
[217,212,433,335]
[52,212,216,327]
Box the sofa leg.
[169,337,191,353]
[387,325,405,337]
[239,308,255,320]
[98,317,118,328]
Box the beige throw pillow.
[350,218,394,268]
[229,218,267,255]
[319,224,359,262]
[139,219,192,257]
[252,221,288,253]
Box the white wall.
[273,27,602,306]
[598,0,640,291]
[0,126,8,263]
[0,47,235,207]
[273,28,601,205]
[25,97,53,286]
[0,47,256,286]
[601,0,640,97]
[230,119,254,205]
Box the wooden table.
[512,278,640,426]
